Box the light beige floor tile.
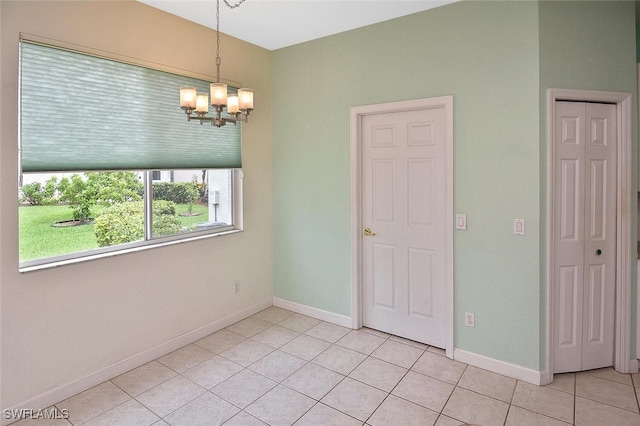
[511,381,574,424]
[57,381,130,425]
[321,378,387,422]
[223,411,268,426]
[576,373,638,412]
[546,372,575,394]
[246,385,316,425]
[277,314,321,333]
[211,369,277,408]
[434,416,464,426]
[280,334,331,361]
[304,322,351,343]
[442,387,509,426]
[348,357,407,392]
[225,317,273,338]
[388,335,429,350]
[194,329,246,354]
[575,396,640,426]
[112,361,177,397]
[10,407,72,426]
[411,351,466,385]
[136,376,205,418]
[371,339,424,369]
[250,325,300,348]
[582,367,633,386]
[311,344,367,375]
[295,403,363,426]
[156,344,213,373]
[248,349,307,382]
[505,405,571,426]
[81,399,159,426]
[391,371,454,412]
[368,394,438,426]
[283,362,345,400]
[152,421,170,426]
[182,355,244,389]
[336,330,386,355]
[360,327,390,338]
[457,365,516,402]
[163,392,239,426]
[218,339,274,367]
[252,306,295,324]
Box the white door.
[553,101,617,373]
[362,106,447,347]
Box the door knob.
[363,228,376,236]
[596,249,602,256]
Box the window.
[18,38,243,270]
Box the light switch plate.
[514,219,525,235]
[456,214,467,230]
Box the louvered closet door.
[553,101,616,373]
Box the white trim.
[2,298,272,425]
[637,65,640,362]
[350,96,454,358]
[454,349,543,385]
[546,89,636,385]
[272,297,354,328]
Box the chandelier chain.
[223,0,247,9]
[215,0,221,82]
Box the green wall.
[273,0,637,371]
[273,0,541,369]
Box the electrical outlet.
[234,280,240,294]
[464,312,475,328]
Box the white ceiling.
[138,0,459,51]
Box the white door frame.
[545,88,636,384]
[350,96,454,358]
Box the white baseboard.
[454,348,542,386]
[273,297,353,328]
[2,298,272,426]
[626,358,639,374]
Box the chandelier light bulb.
[238,88,253,110]
[227,95,240,114]
[195,93,209,113]
[210,83,228,106]
[180,87,197,109]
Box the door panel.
[553,101,616,373]
[362,107,446,346]
[372,243,396,309]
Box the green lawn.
[19,203,209,262]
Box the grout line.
[40,309,639,426]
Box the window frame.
[17,34,246,272]
[19,169,243,273]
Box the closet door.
[553,101,616,373]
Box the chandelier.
[179,0,253,127]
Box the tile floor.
[13,306,640,426]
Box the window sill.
[19,228,242,273]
